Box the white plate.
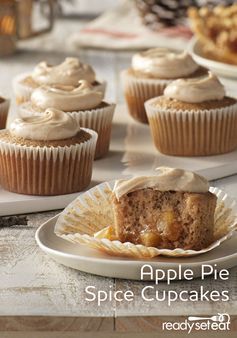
[35,214,237,281]
[189,37,237,79]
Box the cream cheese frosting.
[164,72,225,103]
[113,167,209,200]
[31,80,103,111]
[10,108,80,141]
[31,57,96,86]
[131,48,199,78]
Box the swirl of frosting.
[132,48,199,78]
[10,108,80,141]
[31,80,103,111]
[164,72,225,103]
[32,57,96,86]
[113,167,209,200]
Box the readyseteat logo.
[162,313,230,334]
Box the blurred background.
[0,0,237,107]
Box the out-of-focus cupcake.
[13,57,106,104]
[121,48,206,124]
[19,80,115,159]
[145,72,237,156]
[0,95,10,129]
[0,109,97,195]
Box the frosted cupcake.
[145,72,237,156]
[19,80,115,159]
[0,109,97,195]
[13,57,106,104]
[0,95,10,129]
[121,48,206,124]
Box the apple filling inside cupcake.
[111,167,217,251]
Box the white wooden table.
[0,18,237,338]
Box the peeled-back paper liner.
[145,97,237,156]
[0,128,97,195]
[13,71,107,104]
[19,102,115,159]
[0,99,10,129]
[55,181,237,258]
[121,69,171,124]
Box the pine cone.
[136,0,197,29]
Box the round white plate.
[35,215,237,281]
[188,37,237,79]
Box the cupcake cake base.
[145,96,237,156]
[0,128,97,195]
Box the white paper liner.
[13,71,107,105]
[0,128,97,195]
[145,97,237,156]
[121,69,171,124]
[55,181,237,258]
[0,99,10,129]
[19,102,115,159]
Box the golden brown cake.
[112,168,217,251]
[0,108,97,195]
[145,72,237,156]
[189,4,237,65]
[121,48,207,124]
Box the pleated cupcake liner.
[145,97,237,156]
[20,102,115,160]
[121,69,171,124]
[0,128,97,196]
[13,71,107,105]
[0,99,10,129]
[54,181,237,259]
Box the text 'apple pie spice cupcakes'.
[112,167,217,251]
[0,95,10,129]
[20,80,115,159]
[0,109,97,195]
[12,57,106,105]
[121,48,207,124]
[145,72,237,156]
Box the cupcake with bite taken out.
[121,48,207,124]
[0,109,97,195]
[19,80,115,159]
[145,72,237,156]
[112,167,217,250]
[13,57,106,104]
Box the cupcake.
[0,109,97,195]
[13,57,106,104]
[19,80,115,159]
[0,95,10,129]
[145,72,237,156]
[112,167,217,250]
[121,48,207,124]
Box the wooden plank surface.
[0,211,115,318]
